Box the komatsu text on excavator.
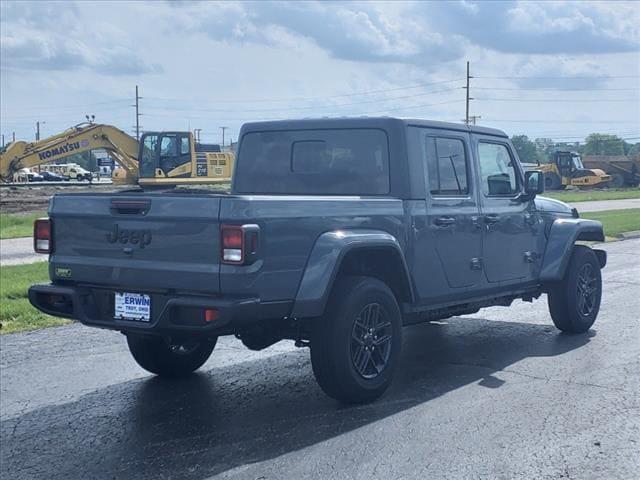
[0,122,233,186]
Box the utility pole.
[220,126,228,147]
[12,132,15,142]
[132,85,142,140]
[36,121,45,141]
[464,61,473,125]
[468,115,481,125]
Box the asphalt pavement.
[1,239,638,479]
[572,197,640,213]
[0,237,42,266]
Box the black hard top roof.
[239,117,508,138]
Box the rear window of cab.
[235,129,390,195]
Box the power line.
[2,104,132,120]
[476,97,633,102]
[358,99,464,115]
[473,75,640,79]
[143,98,465,121]
[144,78,463,104]
[485,119,639,124]
[143,86,463,114]
[0,99,130,113]
[473,86,640,92]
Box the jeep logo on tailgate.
[107,224,152,248]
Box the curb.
[617,230,640,240]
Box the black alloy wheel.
[350,302,393,379]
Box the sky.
[1,0,639,146]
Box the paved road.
[571,197,640,213]
[0,237,42,266]
[1,239,638,479]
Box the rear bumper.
[28,283,291,336]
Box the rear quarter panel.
[219,196,407,302]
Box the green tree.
[583,134,625,156]
[511,135,539,164]
[534,138,555,163]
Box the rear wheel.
[126,334,216,377]
[310,276,402,404]
[547,245,602,333]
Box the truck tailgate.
[49,193,222,293]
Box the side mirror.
[524,170,544,196]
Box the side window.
[478,142,518,196]
[160,136,177,156]
[180,136,190,155]
[141,135,158,163]
[140,134,158,177]
[429,137,469,196]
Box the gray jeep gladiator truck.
[29,118,606,404]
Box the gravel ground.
[0,182,123,214]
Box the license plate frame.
[114,292,151,322]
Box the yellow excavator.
[0,122,233,186]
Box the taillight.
[221,225,244,264]
[34,218,51,254]
[221,224,259,265]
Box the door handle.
[434,216,456,227]
[484,214,500,224]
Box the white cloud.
[0,1,162,75]
[0,0,638,144]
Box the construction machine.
[0,122,233,186]
[536,151,611,190]
[582,155,639,188]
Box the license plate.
[115,292,151,321]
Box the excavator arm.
[0,122,140,183]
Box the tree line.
[511,134,640,165]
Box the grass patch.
[544,188,640,203]
[581,208,640,238]
[0,262,69,334]
[0,211,47,239]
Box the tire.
[547,245,602,333]
[609,173,625,189]
[126,334,217,377]
[310,276,402,404]
[544,172,562,190]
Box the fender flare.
[290,230,414,318]
[539,218,605,282]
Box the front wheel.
[544,172,562,190]
[310,276,402,404]
[126,334,217,377]
[547,245,602,333]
